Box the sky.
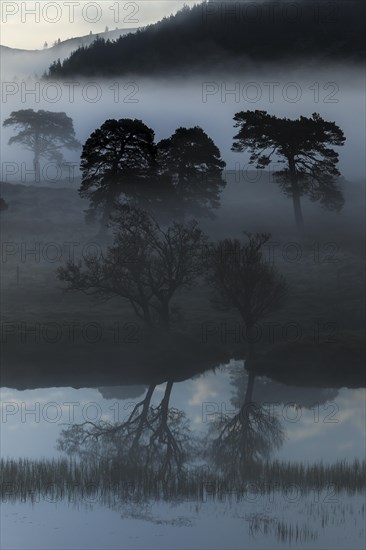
[0,1,195,50]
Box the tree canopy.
[158,126,226,217]
[79,118,158,223]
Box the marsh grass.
[0,458,364,546]
[246,513,318,544]
[1,457,365,503]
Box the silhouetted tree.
[207,232,287,333]
[79,119,158,228]
[232,111,346,232]
[158,126,226,218]
[3,109,80,182]
[57,205,207,329]
[48,59,62,75]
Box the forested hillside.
[47,1,365,77]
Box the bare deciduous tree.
[207,232,287,332]
[57,205,208,329]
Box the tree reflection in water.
[57,381,194,483]
[208,367,286,481]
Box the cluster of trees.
[57,227,288,479]
[56,208,289,478]
[47,1,364,77]
[79,119,226,225]
[79,111,346,231]
[1,111,349,482]
[3,109,345,231]
[58,207,287,333]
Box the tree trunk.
[159,300,170,330]
[243,368,255,406]
[159,381,174,435]
[292,191,304,234]
[98,199,113,237]
[243,331,256,406]
[288,157,304,234]
[142,304,153,329]
[130,384,156,453]
[33,135,41,183]
[238,367,256,470]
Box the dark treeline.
[47,1,365,77]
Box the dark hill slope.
[47,1,365,77]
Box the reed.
[1,457,364,503]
